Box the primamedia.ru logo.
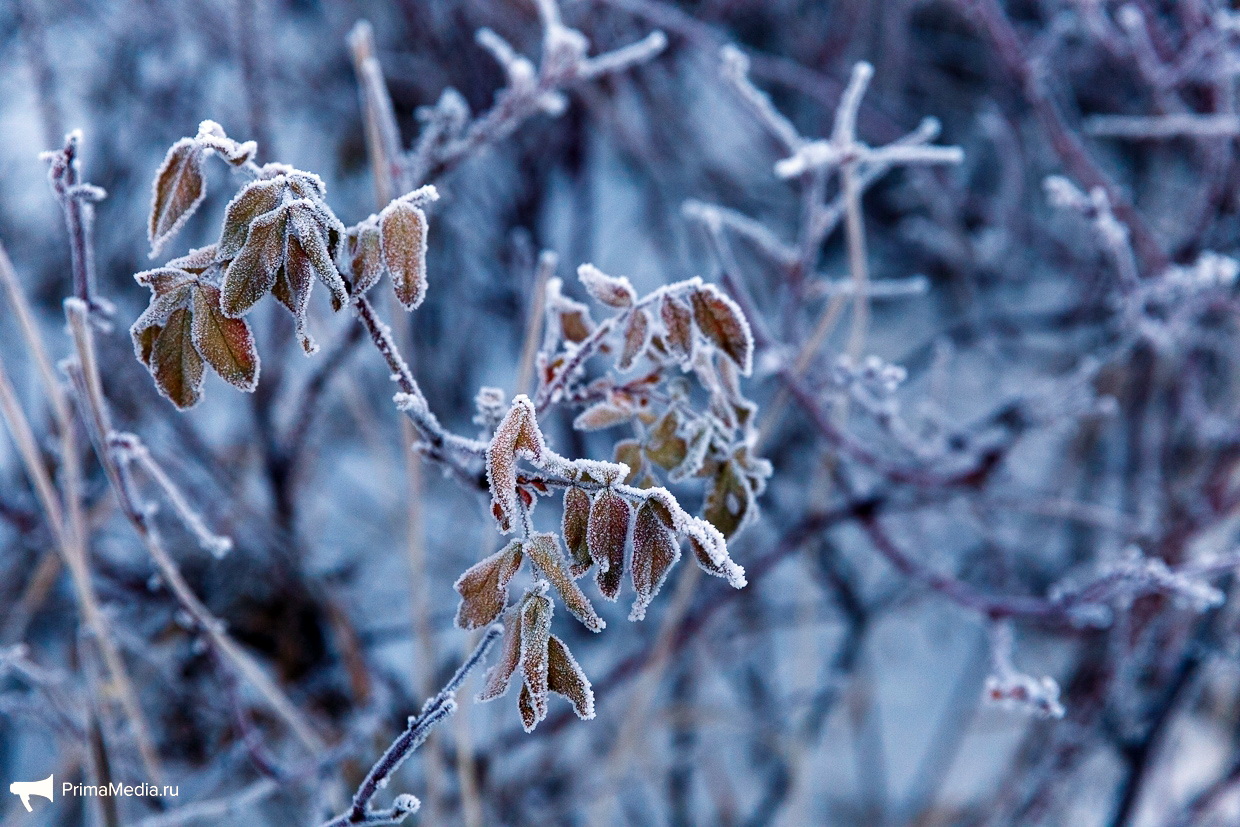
[9,776,178,812]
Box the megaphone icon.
[9,775,54,812]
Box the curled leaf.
[690,284,753,375]
[519,591,553,731]
[547,635,594,720]
[686,519,746,588]
[478,608,522,702]
[380,201,429,310]
[149,138,206,257]
[288,200,349,311]
[346,223,384,296]
[630,500,681,621]
[588,489,631,601]
[527,533,604,632]
[577,263,636,308]
[453,540,524,630]
[486,396,545,532]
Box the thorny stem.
[64,300,326,755]
[322,625,502,827]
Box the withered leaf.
[380,201,429,310]
[276,234,317,354]
[527,533,604,632]
[573,401,632,432]
[486,397,545,532]
[222,205,287,318]
[560,307,594,344]
[518,682,538,732]
[288,201,349,311]
[191,283,258,391]
[690,284,753,375]
[645,410,688,470]
[687,520,746,588]
[478,608,522,702]
[347,223,384,296]
[618,308,650,371]
[149,306,204,409]
[547,635,594,720]
[588,489,631,601]
[519,591,553,731]
[562,486,592,577]
[149,138,206,257]
[577,263,636,308]
[164,244,218,275]
[660,295,694,361]
[453,540,524,630]
[218,177,285,259]
[703,460,753,539]
[614,439,644,485]
[630,501,681,621]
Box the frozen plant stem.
[63,300,325,755]
[322,625,503,827]
[0,243,162,786]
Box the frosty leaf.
[164,244,218,275]
[630,500,681,621]
[277,233,318,353]
[453,540,524,630]
[380,201,429,310]
[486,396,545,532]
[668,421,711,483]
[347,223,384,296]
[686,520,746,588]
[703,460,754,539]
[660,295,694,361]
[191,282,259,391]
[218,177,285,259]
[478,608,522,702]
[577,263,636,308]
[132,283,194,365]
[614,439,645,485]
[195,120,256,166]
[645,410,688,470]
[527,533,605,632]
[518,682,538,732]
[519,591,553,730]
[149,306,205,409]
[547,635,594,720]
[560,307,594,343]
[573,401,632,431]
[618,308,650,371]
[222,205,287,317]
[546,280,596,344]
[149,138,206,257]
[690,284,753,375]
[588,489,631,601]
[288,200,349,311]
[562,486,592,577]
[134,267,197,298]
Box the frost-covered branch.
[321,626,502,827]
